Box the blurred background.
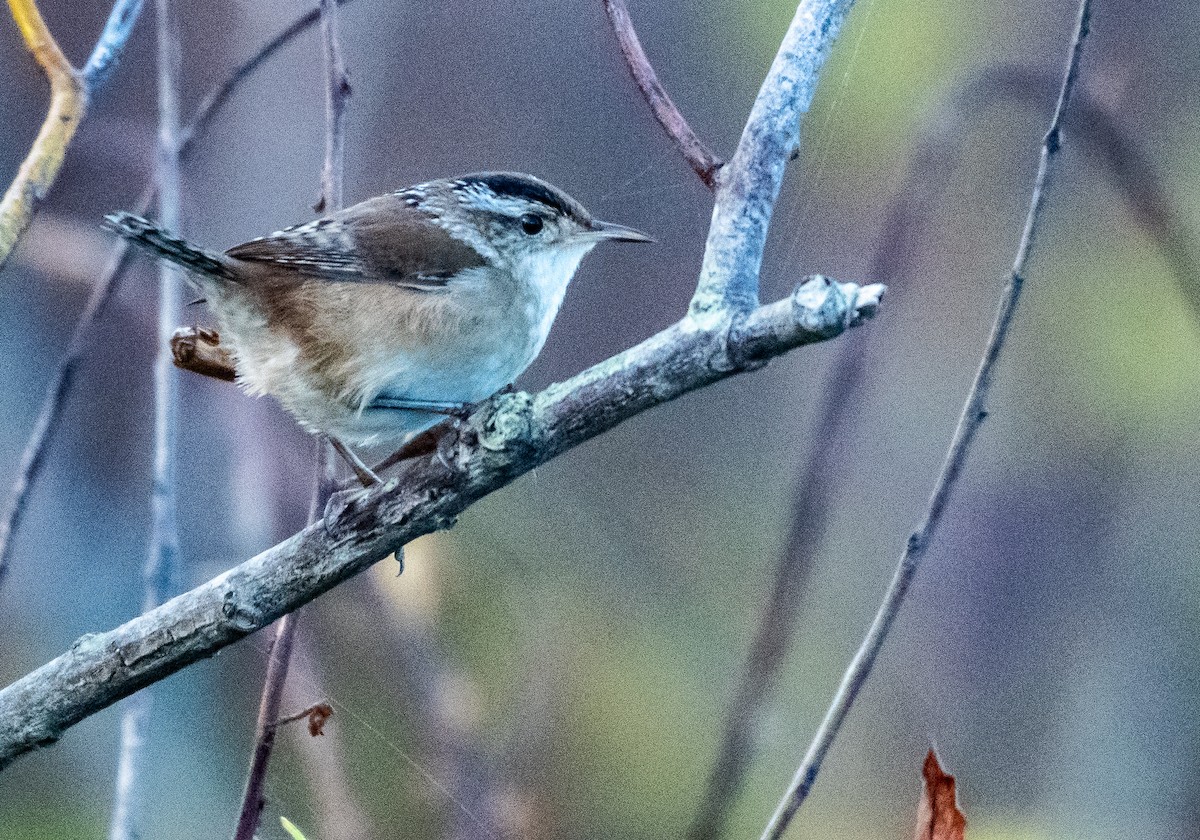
[1,0,1198,838]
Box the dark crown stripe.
[458,172,589,224]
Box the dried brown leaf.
[275,701,334,737]
[913,749,966,840]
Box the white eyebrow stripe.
[453,182,539,217]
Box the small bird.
[106,172,651,479]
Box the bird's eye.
[520,213,544,235]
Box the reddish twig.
[232,612,301,840]
[759,3,1093,838]
[602,0,722,188]
[948,64,1200,321]
[233,3,351,835]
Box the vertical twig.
[233,4,350,835]
[314,0,349,214]
[232,610,301,840]
[758,3,1093,838]
[108,0,182,835]
[601,0,722,188]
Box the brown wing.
[224,194,487,291]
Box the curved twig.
[0,0,88,268]
[108,0,183,833]
[758,3,1093,838]
[947,64,1200,321]
[0,0,144,270]
[602,0,722,188]
[232,613,300,840]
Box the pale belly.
[206,276,554,448]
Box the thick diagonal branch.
[0,276,883,769]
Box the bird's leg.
[329,437,382,487]
[328,437,404,574]
[369,396,476,420]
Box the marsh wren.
[106,172,650,476]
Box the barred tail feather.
[103,212,235,282]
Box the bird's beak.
[588,219,654,243]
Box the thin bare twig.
[684,393,842,840]
[691,49,1199,836]
[758,4,1093,838]
[177,0,354,157]
[234,5,351,834]
[108,0,183,834]
[687,71,956,840]
[601,0,722,188]
[947,64,1200,321]
[314,0,350,213]
[0,236,136,587]
[0,0,356,588]
[232,612,301,840]
[0,0,145,270]
[1,0,86,268]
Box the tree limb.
[758,3,1093,838]
[0,275,884,769]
